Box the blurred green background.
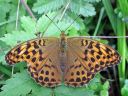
[0,0,128,96]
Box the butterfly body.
[5,32,121,87]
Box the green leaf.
[70,0,96,17]
[0,0,12,3]
[20,16,36,33]
[88,76,100,90]
[0,30,36,46]
[0,69,108,96]
[33,0,65,14]
[0,70,52,96]
[0,40,10,64]
[6,2,26,33]
[67,28,79,36]
[0,2,11,22]
[36,13,61,36]
[100,90,108,96]
[79,3,96,17]
[0,0,26,36]
[83,0,101,3]
[55,85,95,96]
[54,74,103,96]
[121,80,128,96]
[102,81,109,90]
[66,11,85,30]
[33,0,97,17]
[0,26,7,37]
[36,13,83,37]
[70,0,80,15]
[0,16,37,47]
[100,81,109,96]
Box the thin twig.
[106,69,115,96]
[15,0,20,30]
[11,66,14,77]
[12,0,20,76]
[20,0,36,21]
[78,36,128,38]
[113,66,120,96]
[0,19,15,26]
[93,7,104,36]
[51,88,55,96]
[59,0,71,21]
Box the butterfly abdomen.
[60,32,67,73]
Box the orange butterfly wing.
[5,38,62,87]
[5,36,121,87]
[64,37,121,87]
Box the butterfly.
[5,32,121,87]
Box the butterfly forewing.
[64,37,121,87]
[5,38,62,87]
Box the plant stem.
[102,0,117,33]
[117,18,126,83]
[0,19,15,26]
[117,0,128,87]
[59,0,71,21]
[15,0,20,30]
[20,0,36,21]
[93,7,104,36]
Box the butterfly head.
[60,31,66,37]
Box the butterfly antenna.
[64,15,80,32]
[42,0,72,36]
[45,14,62,32]
[41,13,59,36]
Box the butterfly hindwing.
[5,38,62,87]
[64,49,95,87]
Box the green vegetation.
[0,0,127,96]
